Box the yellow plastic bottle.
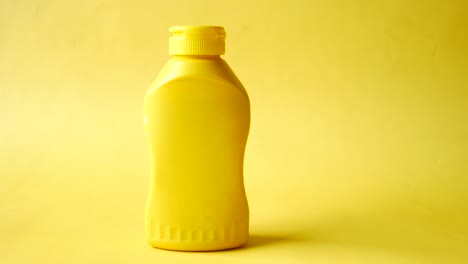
[143,26,250,251]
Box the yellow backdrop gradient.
[1,0,467,263]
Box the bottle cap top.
[169,26,226,55]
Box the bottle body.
[143,55,250,251]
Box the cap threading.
[169,26,226,55]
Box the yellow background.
[1,0,467,263]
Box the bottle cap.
[169,26,226,55]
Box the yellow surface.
[0,0,467,263]
[144,53,250,251]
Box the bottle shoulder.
[145,58,248,98]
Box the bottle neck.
[173,55,221,60]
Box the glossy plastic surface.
[143,55,250,251]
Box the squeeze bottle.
[143,26,250,251]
